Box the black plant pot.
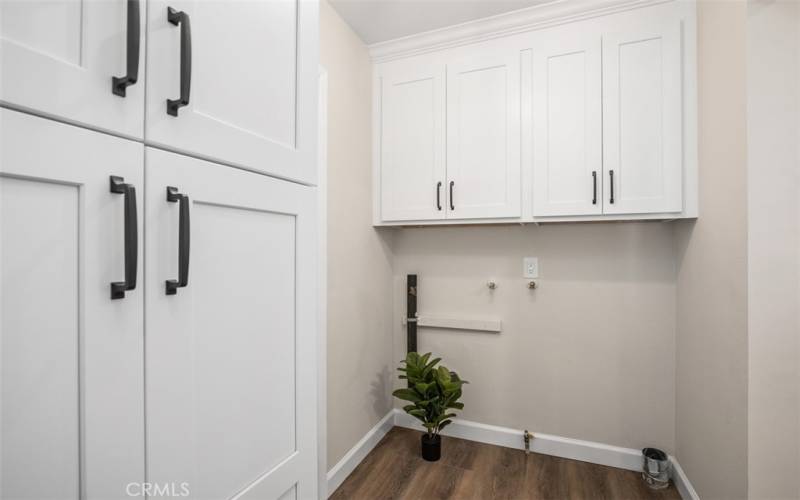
[421,433,441,462]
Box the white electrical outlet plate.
[523,257,539,278]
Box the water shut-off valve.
[524,430,533,455]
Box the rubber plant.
[392,352,467,461]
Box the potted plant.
[392,352,467,461]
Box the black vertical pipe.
[407,274,417,354]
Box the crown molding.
[369,0,674,63]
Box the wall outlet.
[523,257,539,278]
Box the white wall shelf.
[403,315,502,333]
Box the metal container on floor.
[642,447,670,489]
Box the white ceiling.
[329,0,553,45]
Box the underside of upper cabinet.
[371,0,698,227]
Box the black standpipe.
[407,274,417,354]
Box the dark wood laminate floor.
[331,427,681,500]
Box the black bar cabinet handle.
[449,181,455,210]
[609,170,615,204]
[110,176,138,299]
[436,182,442,211]
[112,0,141,97]
[592,171,597,205]
[166,187,190,295]
[166,7,191,116]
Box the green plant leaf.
[424,357,441,370]
[392,388,421,403]
[411,413,427,424]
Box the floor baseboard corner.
[670,456,700,500]
[326,409,395,497]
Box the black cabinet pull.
[166,7,192,116]
[592,171,597,205]
[449,181,455,210]
[166,187,190,295]
[110,176,138,299]
[112,0,141,97]
[436,182,442,211]
[609,170,615,204]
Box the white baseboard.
[326,410,395,497]
[670,457,700,500]
[327,409,699,500]
[394,410,642,471]
[394,410,700,500]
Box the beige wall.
[746,1,800,498]
[392,223,677,452]
[320,0,396,469]
[674,2,750,499]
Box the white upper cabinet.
[379,63,446,221]
[372,1,695,225]
[602,20,683,214]
[145,0,319,184]
[532,32,602,217]
[446,52,522,219]
[0,0,146,138]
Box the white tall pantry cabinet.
[144,149,318,500]
[0,0,320,498]
[0,0,146,138]
[1,108,146,500]
[145,0,318,183]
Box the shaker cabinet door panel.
[602,21,683,214]
[379,64,446,221]
[0,109,144,499]
[446,52,521,219]
[0,0,145,138]
[145,0,318,184]
[532,33,602,217]
[145,148,318,500]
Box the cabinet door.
[145,148,318,500]
[602,21,683,214]
[447,52,521,219]
[379,64,446,221]
[145,0,318,184]
[532,33,602,217]
[0,109,144,499]
[0,0,145,138]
